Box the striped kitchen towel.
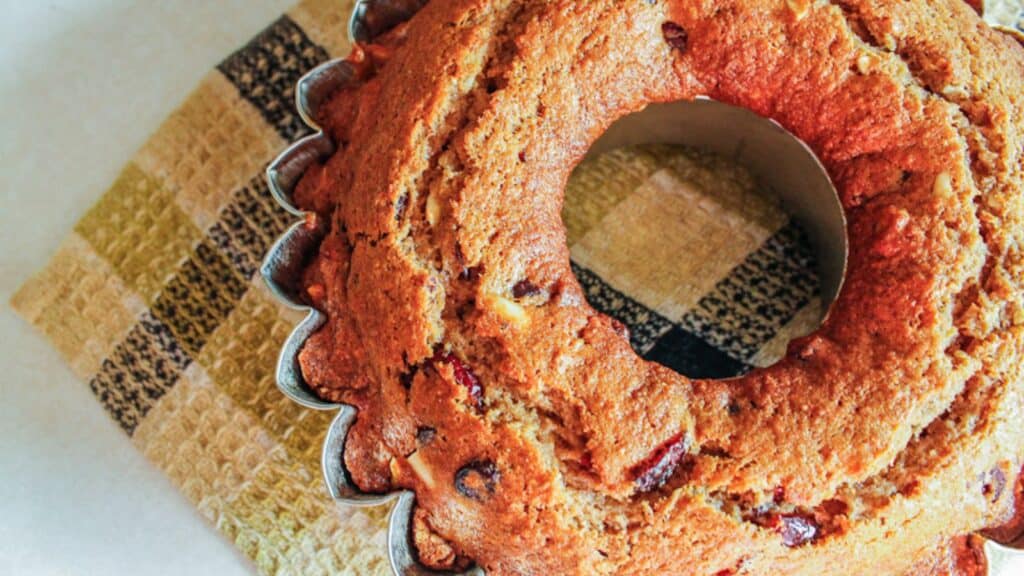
[11,0,1023,574]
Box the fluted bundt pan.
[260,1,1024,574]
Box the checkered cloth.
[10,0,1023,574]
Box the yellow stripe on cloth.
[75,162,203,304]
[11,232,145,378]
[288,0,355,58]
[137,73,287,231]
[198,280,335,471]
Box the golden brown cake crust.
[292,1,1024,573]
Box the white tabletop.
[0,2,291,575]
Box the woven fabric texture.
[10,0,1023,574]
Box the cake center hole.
[565,99,847,379]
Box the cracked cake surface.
[289,0,1024,573]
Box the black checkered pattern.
[571,220,817,379]
[88,175,290,433]
[218,15,329,141]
